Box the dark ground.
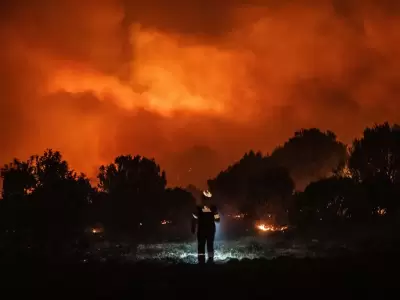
[1,225,399,295]
[0,252,398,296]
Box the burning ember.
[256,224,288,232]
[376,207,387,216]
[91,227,103,234]
[233,214,245,219]
[161,220,172,225]
[227,213,246,219]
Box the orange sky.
[1,0,400,188]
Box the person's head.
[201,190,212,205]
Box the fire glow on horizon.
[1,1,400,188]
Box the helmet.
[202,190,212,198]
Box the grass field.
[135,236,325,263]
[1,228,399,293]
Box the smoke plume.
[1,0,400,188]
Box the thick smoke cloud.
[1,0,400,188]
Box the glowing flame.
[376,207,387,216]
[161,220,172,225]
[24,187,34,195]
[92,228,102,234]
[256,224,288,232]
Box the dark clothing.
[192,204,220,263]
[197,230,215,263]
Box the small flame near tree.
[256,223,288,232]
[91,227,103,234]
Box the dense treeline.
[1,122,400,257]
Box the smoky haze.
[1,0,400,188]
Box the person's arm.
[213,206,220,223]
[191,209,198,234]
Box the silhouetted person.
[191,190,220,264]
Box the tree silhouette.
[31,150,92,255]
[349,123,400,216]
[163,188,194,220]
[208,150,265,207]
[97,155,167,239]
[295,177,366,226]
[349,122,400,183]
[270,128,347,191]
[248,162,294,224]
[1,157,36,200]
[1,121,400,257]
[208,151,294,223]
[0,157,37,249]
[161,187,195,240]
[34,150,70,185]
[0,149,92,257]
